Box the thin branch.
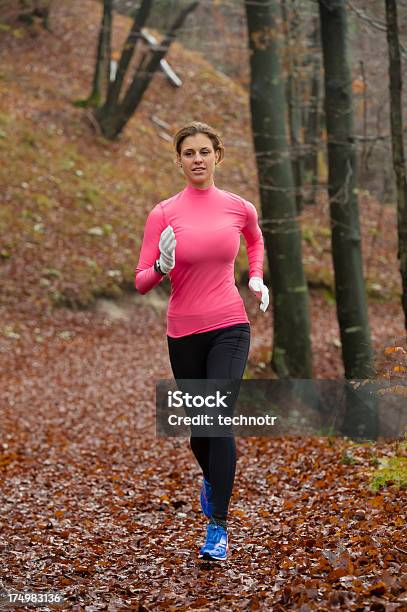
[347,0,407,58]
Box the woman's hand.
[158,225,176,273]
[249,277,269,312]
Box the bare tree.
[245,0,313,378]
[319,0,374,379]
[385,0,407,333]
[78,0,199,140]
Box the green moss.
[370,456,407,491]
[0,246,13,259]
[19,128,40,149]
[304,266,334,289]
[323,288,336,304]
[41,267,62,279]
[341,450,356,465]
[0,113,11,128]
[73,93,101,108]
[302,226,320,250]
[32,193,55,211]
[93,283,123,300]
[317,226,331,238]
[82,186,102,207]
[59,158,75,171]
[365,280,398,303]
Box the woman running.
[135,121,269,561]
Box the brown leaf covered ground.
[1,292,406,611]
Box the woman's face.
[177,133,220,189]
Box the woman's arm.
[135,204,166,295]
[241,199,264,279]
[241,199,269,312]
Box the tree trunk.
[304,16,322,203]
[385,0,407,332]
[244,0,312,379]
[93,0,112,107]
[281,0,304,212]
[319,0,374,379]
[74,0,112,108]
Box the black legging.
[167,323,250,521]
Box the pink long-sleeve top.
[135,182,265,338]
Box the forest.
[0,0,406,610]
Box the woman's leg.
[167,333,211,480]
[205,324,250,522]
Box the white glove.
[158,225,176,274]
[249,276,269,312]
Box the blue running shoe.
[199,522,228,561]
[200,478,213,518]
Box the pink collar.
[185,182,217,197]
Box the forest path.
[0,292,406,610]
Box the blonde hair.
[173,121,225,163]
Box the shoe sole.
[198,549,228,561]
[199,553,227,561]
